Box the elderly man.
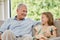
[0,4,38,40]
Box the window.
[0,0,10,20]
[11,0,60,21]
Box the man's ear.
[17,9,18,12]
[16,9,18,14]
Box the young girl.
[34,12,57,40]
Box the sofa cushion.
[54,20,60,37]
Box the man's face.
[17,5,27,20]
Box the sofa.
[0,20,60,40]
[54,20,60,37]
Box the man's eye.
[23,10,27,12]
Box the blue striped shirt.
[0,17,37,36]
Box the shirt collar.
[14,16,25,20]
[14,16,17,20]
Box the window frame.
[9,0,11,17]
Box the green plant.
[11,0,60,21]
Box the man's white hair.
[17,3,27,9]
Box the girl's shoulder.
[50,25,57,30]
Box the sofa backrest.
[0,20,4,27]
[0,20,60,36]
[54,20,60,37]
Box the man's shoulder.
[25,18,34,22]
[26,18,32,20]
[25,18,41,24]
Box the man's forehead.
[20,5,27,9]
[18,6,27,11]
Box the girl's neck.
[42,23,49,27]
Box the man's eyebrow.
[23,10,27,12]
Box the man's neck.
[16,16,24,21]
[17,18,24,21]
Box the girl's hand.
[35,34,48,40]
[39,34,48,40]
[44,32,51,38]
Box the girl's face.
[41,14,48,25]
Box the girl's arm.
[34,27,41,39]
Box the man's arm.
[0,19,11,32]
[33,21,41,27]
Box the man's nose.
[24,12,27,15]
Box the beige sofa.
[0,20,60,36]
[0,20,60,40]
[54,20,60,37]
